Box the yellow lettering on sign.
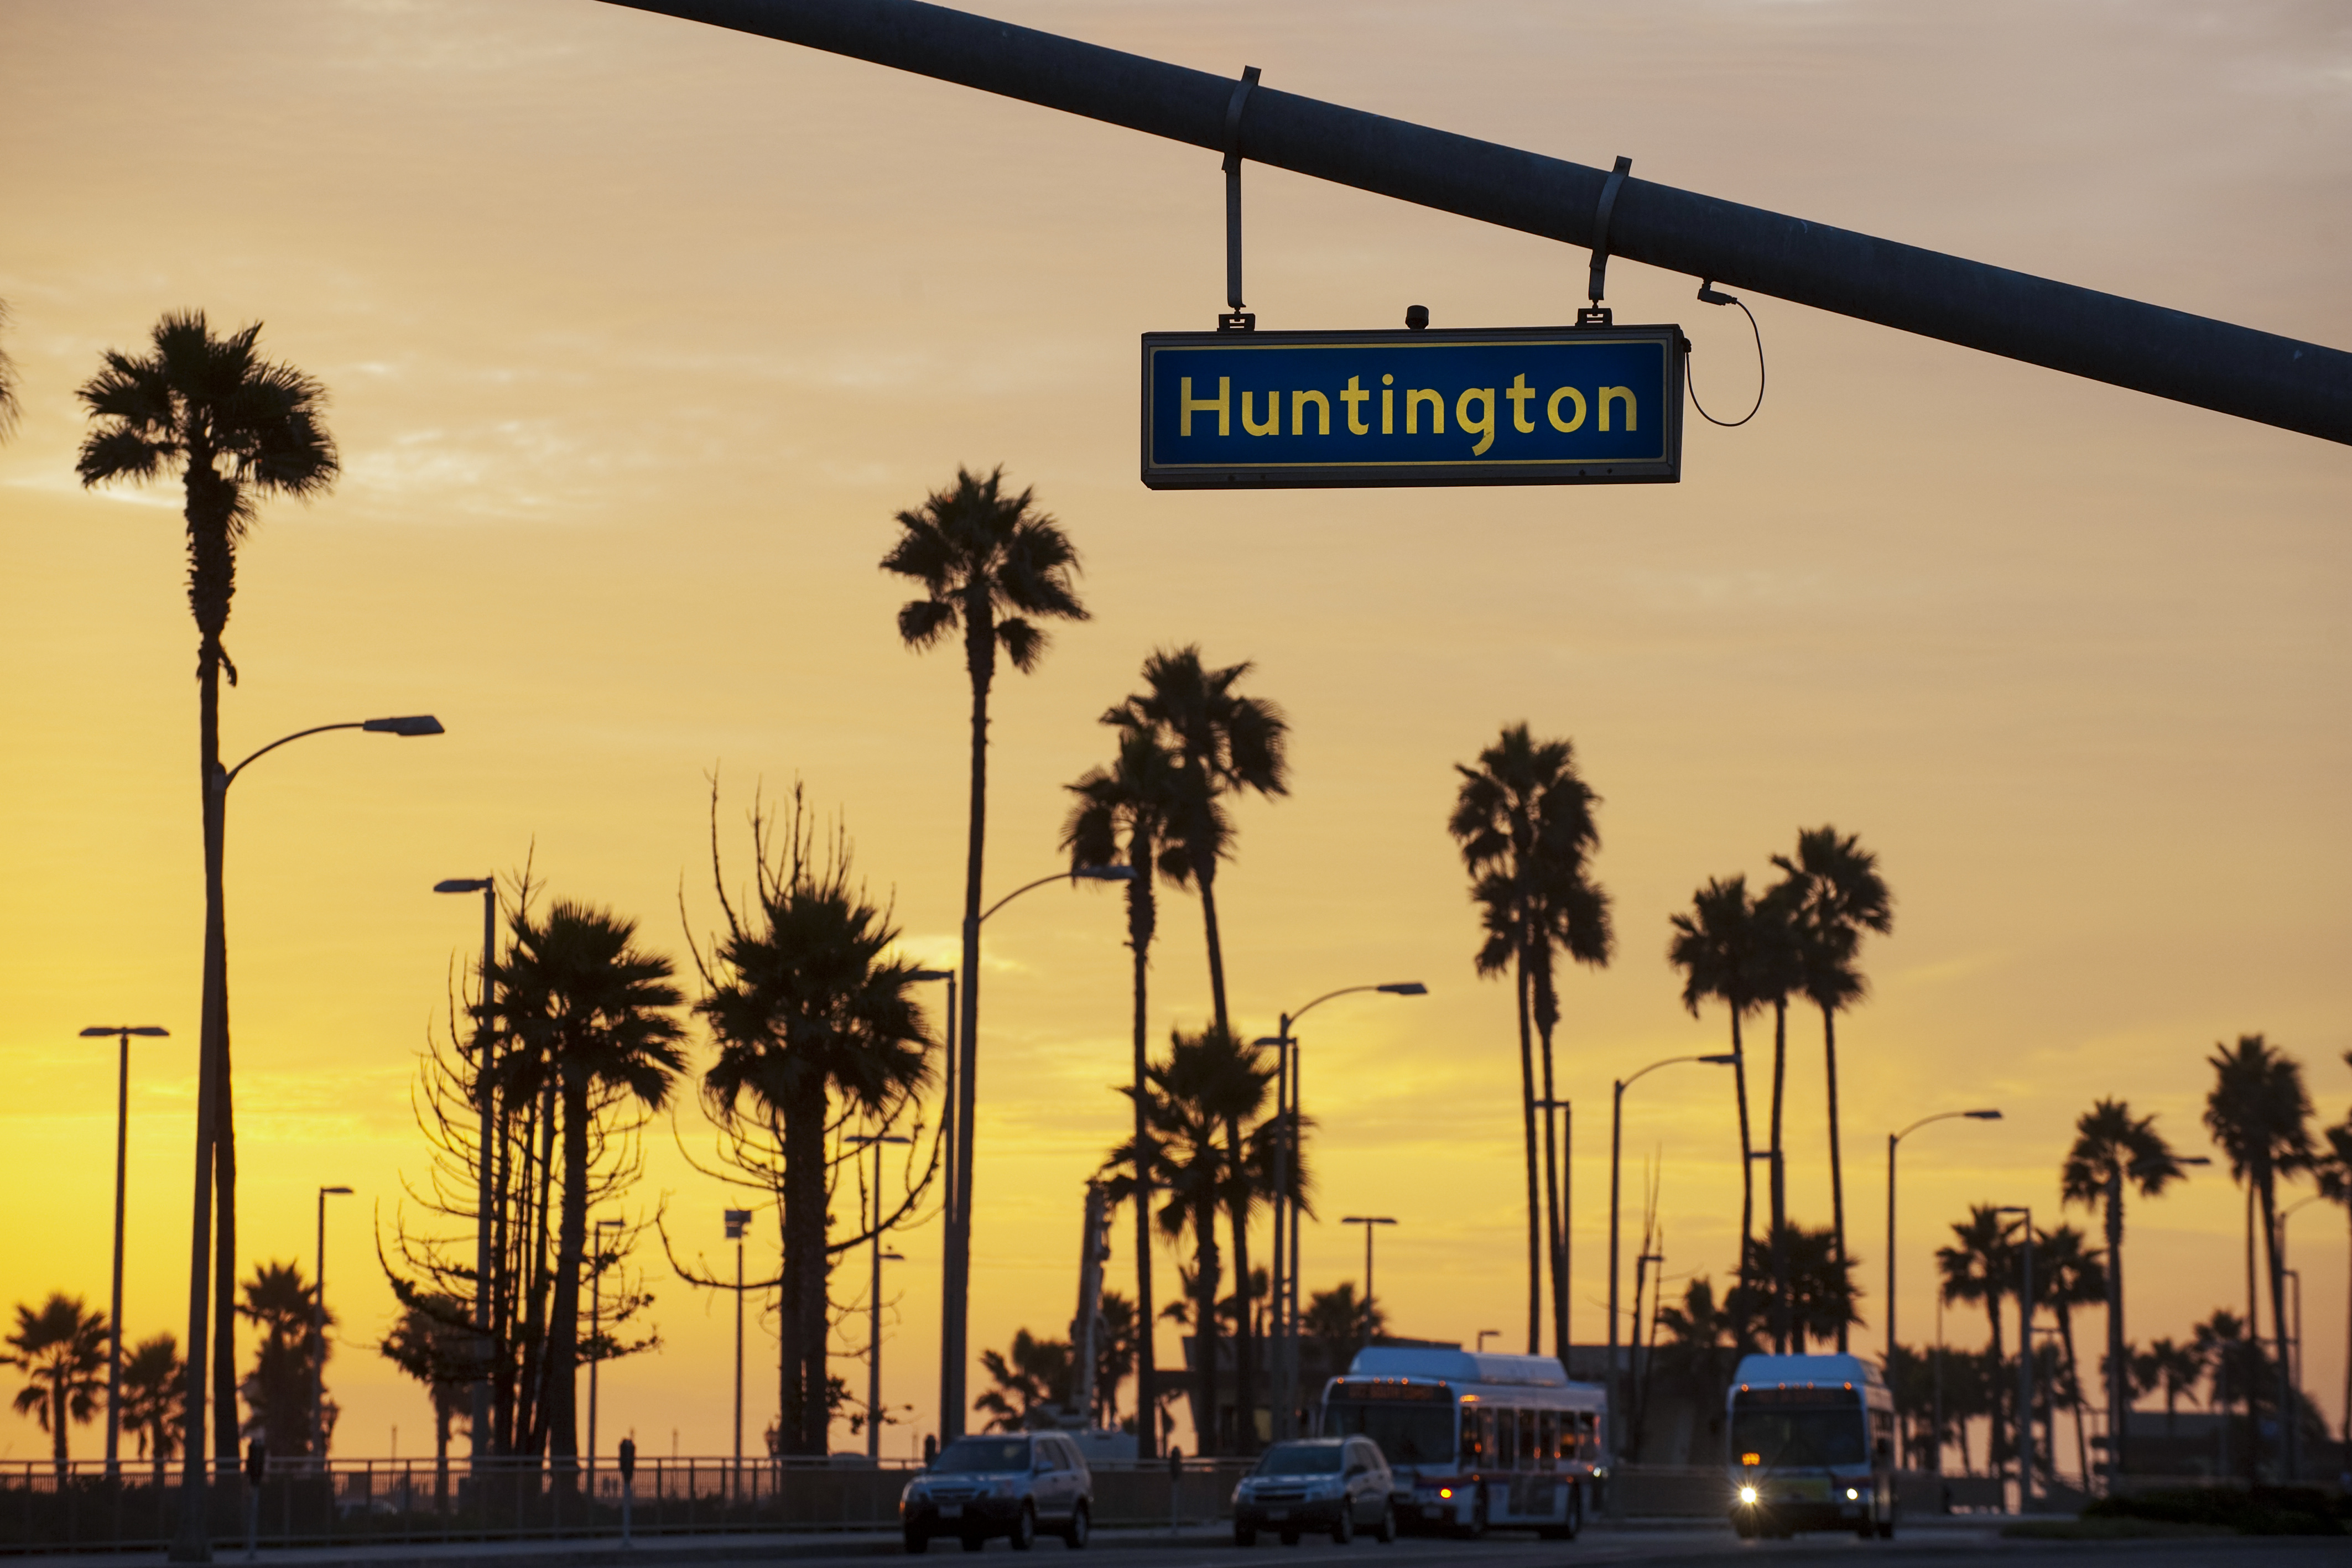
[1407,388,1444,434]
[1456,387,1496,455]
[1381,374,1395,435]
[1181,376,1230,437]
[1506,373,1537,434]
[1293,389,1331,436]
[1547,386,1587,433]
[1340,376,1371,435]
[1241,390,1279,437]
[1599,386,1636,431]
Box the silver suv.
[1232,1436,1395,1546]
[901,1433,1093,1553]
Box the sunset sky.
[3,0,2348,1466]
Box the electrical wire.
[1689,295,1765,427]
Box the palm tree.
[696,818,934,1456]
[2030,1224,2106,1487]
[4,1295,110,1478]
[381,1295,473,1511]
[976,1330,1075,1431]
[1937,1206,2015,1491]
[1110,647,1288,1442]
[2191,1309,2256,1480]
[1449,724,1612,1357]
[77,312,338,1476]
[117,1335,186,1489]
[2142,1336,2204,1440]
[2058,1097,2184,1480]
[1734,1223,1859,1354]
[1667,877,1768,1258]
[237,1260,329,1459]
[497,902,685,1471]
[2315,1101,2352,1448]
[1092,1290,1139,1429]
[1770,826,1892,1352]
[881,465,1085,1436]
[1064,722,1184,1458]
[2203,1033,2313,1477]
[1750,882,1804,1352]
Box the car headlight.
[1738,1485,1758,1506]
[990,1480,1019,1498]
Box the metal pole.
[1886,1132,1897,1466]
[1607,1079,1622,1464]
[733,1236,743,1498]
[868,1140,885,1460]
[946,913,979,1443]
[605,0,2352,445]
[106,1032,131,1476]
[474,882,496,1468]
[1269,1024,1288,1439]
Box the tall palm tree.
[1064,723,1184,1458]
[1770,826,1892,1352]
[4,1295,111,1478]
[1750,882,1804,1352]
[881,465,1084,1435]
[236,1260,330,1460]
[696,825,934,1456]
[1110,647,1288,1442]
[381,1295,473,1511]
[975,1330,1075,1431]
[2191,1308,2257,1481]
[2202,1033,2313,1478]
[2058,1097,2184,1479]
[2142,1336,2203,1440]
[2030,1224,2106,1487]
[497,902,685,1472]
[77,312,338,1478]
[1937,1206,2015,1491]
[1667,877,1768,1257]
[2315,1102,2352,1449]
[117,1334,186,1490]
[1449,724,1612,1358]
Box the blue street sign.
[1141,325,1684,488]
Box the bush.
[2083,1485,2347,1536]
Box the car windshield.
[1255,1445,1345,1476]
[933,1438,1030,1473]
[1729,1408,1866,1470]
[1323,1400,1451,1466]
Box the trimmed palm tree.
[117,1334,186,1489]
[2316,1102,2352,1448]
[2203,1033,2313,1477]
[2192,1308,2257,1480]
[2142,1336,2204,1440]
[2059,1097,2184,1480]
[78,314,339,1480]
[881,465,1084,1434]
[696,824,934,1456]
[1064,722,1183,1458]
[1667,877,1768,1259]
[976,1330,1075,1431]
[1770,826,1892,1352]
[497,902,685,1471]
[1110,647,1287,1443]
[2030,1224,2106,1487]
[4,1295,110,1478]
[1449,723,1612,1357]
[1937,1206,2015,1490]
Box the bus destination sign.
[1141,325,1684,489]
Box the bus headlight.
[1738,1486,1758,1506]
[1437,1488,1453,1500]
[1845,1488,1860,1501]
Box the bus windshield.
[1323,1400,1453,1466]
[1729,1407,1866,1470]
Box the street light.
[723,1207,755,1501]
[588,1216,626,1486]
[178,712,442,1554]
[849,1133,913,1458]
[940,868,1130,1443]
[1253,981,1425,1439]
[431,876,498,1467]
[79,1024,170,1477]
[1995,1206,2034,1512]
[1609,1054,1735,1462]
[1340,1218,1397,1346]
[314,1186,353,1464]
[1885,1108,2000,1467]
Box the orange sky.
[2,0,2348,1465]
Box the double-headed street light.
[849,1133,914,1458]
[80,1024,171,1476]
[939,868,1128,1443]
[431,876,498,1466]
[1608,1054,1735,1462]
[313,1186,353,1463]
[1254,981,1425,1440]
[1885,1109,2000,1466]
[1339,1217,1397,1346]
[723,1207,756,1499]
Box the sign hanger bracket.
[1579,155,1632,328]
[1218,65,1262,333]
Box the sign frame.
[1140,324,1686,490]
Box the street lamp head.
[724,1207,753,1238]
[907,968,954,982]
[1341,1216,1397,1226]
[1072,864,1135,882]
[1965,1109,2004,1120]
[321,1186,354,1196]
[2176,1155,2213,1167]
[1251,1036,1284,1048]
[1698,1054,1739,1066]
[362,715,445,737]
[881,1251,907,1263]
[1376,982,1427,996]
[81,1025,169,1037]
[434,878,492,894]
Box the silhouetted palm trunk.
[1820,1005,1848,1352]
[1515,957,1539,1352]
[545,1074,589,1481]
[1729,1010,1753,1265]
[1769,998,1789,1355]
[784,1085,830,1454]
[2057,1308,2088,1487]
[2257,1174,2293,1478]
[948,597,994,1441]
[1193,857,1254,1449]
[1194,1193,1221,1454]
[1125,853,1158,1459]
[1534,962,1567,1361]
[2103,1170,2126,1480]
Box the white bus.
[1724,1353,1897,1540]
[1317,1347,1607,1539]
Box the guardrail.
[0,1455,1260,1555]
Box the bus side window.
[1517,1409,1536,1472]
[1536,1410,1556,1469]
[1459,1407,1483,1465]
[1496,1408,1517,1471]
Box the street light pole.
[588,1216,625,1488]
[1885,1109,2001,1467]
[313,1185,353,1463]
[1252,982,1424,1441]
[1608,1054,1735,1468]
[1340,1218,1396,1346]
[80,1025,170,1477]
[849,1133,913,1458]
[939,871,1128,1442]
[723,1208,751,1501]
[176,714,441,1563]
[432,876,498,1469]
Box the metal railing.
[0,1455,1258,1555]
